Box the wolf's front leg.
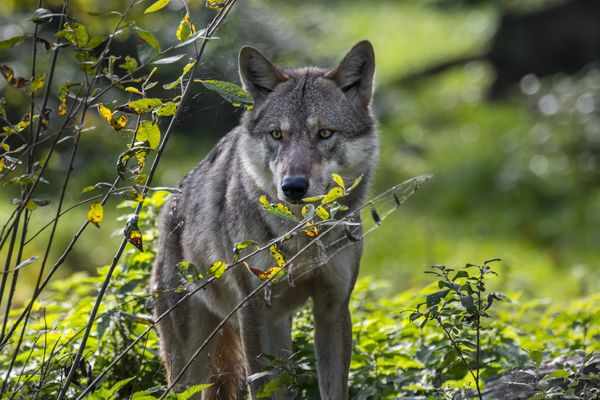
[312,295,352,400]
[239,301,292,400]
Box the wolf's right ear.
[239,46,288,103]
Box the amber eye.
[270,130,283,140]
[319,129,334,139]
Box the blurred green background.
[1,0,599,305]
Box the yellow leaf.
[303,222,318,237]
[0,157,5,173]
[87,202,103,227]
[125,86,142,94]
[144,0,170,14]
[302,195,325,203]
[25,199,37,211]
[332,173,345,189]
[249,266,284,281]
[207,260,227,279]
[31,74,45,94]
[315,206,330,220]
[110,114,128,131]
[269,244,286,267]
[347,174,364,191]
[322,187,345,204]
[136,120,161,149]
[97,103,113,123]
[176,13,196,42]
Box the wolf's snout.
[281,176,309,202]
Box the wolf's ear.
[239,46,288,103]
[325,40,375,109]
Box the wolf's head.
[238,41,379,205]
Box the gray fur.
[152,40,379,400]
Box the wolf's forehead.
[274,71,342,121]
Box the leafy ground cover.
[1,193,597,399]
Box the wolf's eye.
[318,129,334,139]
[270,130,282,140]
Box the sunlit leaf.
[177,261,203,282]
[58,82,78,116]
[125,86,142,95]
[301,204,315,219]
[207,260,227,279]
[124,216,144,252]
[56,22,89,47]
[97,103,113,122]
[87,202,103,228]
[258,195,297,221]
[197,80,254,110]
[82,185,96,193]
[176,13,196,42]
[136,120,161,149]
[332,173,345,189]
[119,55,138,73]
[121,98,163,114]
[269,244,286,267]
[303,221,318,237]
[302,194,325,203]
[249,266,285,282]
[110,114,128,131]
[233,240,258,261]
[134,27,160,52]
[144,0,170,14]
[347,174,363,191]
[321,187,345,204]
[315,206,330,220]
[116,146,151,179]
[0,35,26,51]
[86,35,106,50]
[154,102,179,117]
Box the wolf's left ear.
[239,46,288,103]
[325,40,375,109]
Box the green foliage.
[2,193,598,398]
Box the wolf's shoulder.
[178,126,244,189]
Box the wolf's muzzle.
[281,176,309,202]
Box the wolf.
[151,40,379,400]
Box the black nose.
[281,176,309,201]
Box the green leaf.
[134,27,160,51]
[233,240,259,261]
[347,174,363,191]
[207,261,227,279]
[197,80,254,110]
[56,22,89,47]
[124,98,163,114]
[332,173,345,189]
[119,55,138,73]
[106,377,134,399]
[176,13,196,42]
[136,121,161,149]
[174,384,213,400]
[154,102,179,117]
[315,206,330,220]
[426,289,449,308]
[258,195,297,221]
[86,35,107,50]
[31,74,45,94]
[460,295,476,313]
[144,0,170,14]
[177,261,203,282]
[0,35,26,51]
[321,187,345,204]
